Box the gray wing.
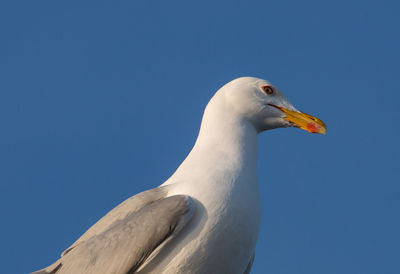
[243,252,255,274]
[33,187,195,274]
[63,186,170,256]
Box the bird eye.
[262,85,274,95]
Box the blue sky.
[1,1,399,273]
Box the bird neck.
[170,97,258,182]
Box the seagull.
[33,77,326,274]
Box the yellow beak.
[269,104,327,134]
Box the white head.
[210,77,326,134]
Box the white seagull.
[33,77,326,274]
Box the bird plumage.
[33,77,326,274]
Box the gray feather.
[62,186,169,256]
[33,187,195,274]
[243,253,255,274]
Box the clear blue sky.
[1,1,399,273]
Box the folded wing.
[33,187,195,274]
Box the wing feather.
[62,186,169,256]
[33,187,195,274]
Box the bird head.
[219,77,326,134]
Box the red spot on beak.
[306,122,320,133]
